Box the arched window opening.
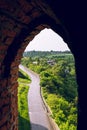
[18,28,78,130]
[24,28,70,52]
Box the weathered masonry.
[0,0,86,130]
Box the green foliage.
[21,51,78,130]
[43,92,77,130]
[23,50,71,58]
[18,69,31,130]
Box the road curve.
[19,64,54,130]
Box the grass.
[18,69,31,130]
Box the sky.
[25,28,70,52]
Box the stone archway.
[0,1,87,130]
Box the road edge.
[40,87,60,130]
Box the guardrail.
[40,87,60,130]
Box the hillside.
[21,51,78,130]
[23,50,71,58]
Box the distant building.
[47,60,55,66]
[32,61,38,64]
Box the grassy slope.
[18,69,31,130]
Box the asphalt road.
[19,65,54,130]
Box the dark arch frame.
[3,14,71,78]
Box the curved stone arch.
[1,12,72,130]
[3,14,71,78]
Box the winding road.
[19,64,59,130]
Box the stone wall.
[0,1,52,129]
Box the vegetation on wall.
[21,51,78,130]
